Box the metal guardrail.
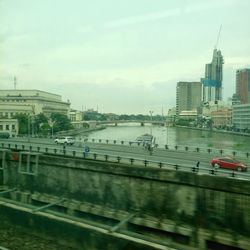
[3,137,250,159]
[83,137,250,159]
[32,198,65,213]
[1,142,249,181]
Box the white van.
[54,137,75,145]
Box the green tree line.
[14,113,73,136]
[83,113,166,121]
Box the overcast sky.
[1,0,250,115]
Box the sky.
[0,0,250,115]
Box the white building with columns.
[0,119,19,137]
[0,89,71,136]
[0,89,70,119]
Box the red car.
[211,157,247,171]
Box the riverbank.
[56,125,107,137]
[175,125,250,137]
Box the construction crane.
[214,24,222,49]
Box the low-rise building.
[69,109,90,129]
[69,109,83,122]
[210,108,232,128]
[198,100,231,118]
[0,89,71,136]
[197,100,232,128]
[232,103,250,132]
[0,119,18,137]
[0,89,70,118]
[178,110,197,120]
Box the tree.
[175,118,194,127]
[50,113,73,132]
[34,113,48,134]
[13,114,29,134]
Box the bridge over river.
[96,119,166,126]
[0,140,249,250]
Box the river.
[83,123,250,152]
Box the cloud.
[104,9,181,29]
[226,57,250,68]
[37,80,175,115]
[19,63,32,68]
[103,0,234,29]
[184,0,234,13]
[0,0,249,114]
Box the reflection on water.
[174,128,249,150]
[85,124,250,151]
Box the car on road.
[211,157,247,171]
[54,136,75,145]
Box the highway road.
[1,137,249,180]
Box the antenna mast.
[214,24,222,49]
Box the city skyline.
[1,0,250,114]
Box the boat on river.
[135,133,154,144]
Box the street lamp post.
[166,124,169,146]
[28,114,31,142]
[31,115,35,137]
[48,119,55,138]
[28,105,35,141]
[51,124,54,138]
[149,110,153,136]
[165,114,169,146]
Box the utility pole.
[161,106,164,124]
[31,116,35,137]
[14,76,17,89]
[165,107,169,146]
[166,122,169,146]
[149,110,153,136]
[31,105,35,137]
[28,115,30,142]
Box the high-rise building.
[232,93,241,105]
[232,103,250,132]
[176,81,202,115]
[201,49,224,102]
[235,68,250,104]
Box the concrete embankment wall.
[0,150,250,250]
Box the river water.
[84,124,250,152]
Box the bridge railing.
[83,137,250,160]
[1,141,249,181]
[3,137,250,160]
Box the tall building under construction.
[201,49,224,103]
